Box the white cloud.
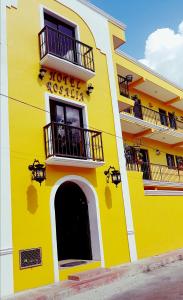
[139,21,183,88]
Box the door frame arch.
[50,175,105,282]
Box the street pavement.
[68,260,183,300]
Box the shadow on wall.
[105,186,112,209]
[27,185,38,214]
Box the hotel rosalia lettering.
[46,71,85,101]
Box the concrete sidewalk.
[3,248,183,300]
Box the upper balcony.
[117,74,134,111]
[115,52,183,111]
[126,161,183,189]
[120,102,183,147]
[44,122,104,168]
[38,26,95,81]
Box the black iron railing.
[122,104,183,131]
[39,26,95,72]
[126,161,183,183]
[44,122,104,161]
[118,75,130,98]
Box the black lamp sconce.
[104,166,121,187]
[125,74,133,83]
[86,83,94,95]
[28,159,46,185]
[156,149,161,155]
[38,68,47,80]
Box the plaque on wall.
[19,248,42,269]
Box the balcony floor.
[143,180,183,189]
[121,112,183,146]
[46,156,105,168]
[41,54,95,81]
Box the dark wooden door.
[168,112,177,129]
[55,181,92,261]
[159,109,168,126]
[140,149,151,180]
[166,153,175,169]
[133,99,143,119]
[44,13,76,61]
[50,101,86,158]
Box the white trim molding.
[0,248,13,256]
[145,190,183,196]
[55,0,126,30]
[50,175,105,282]
[0,0,14,297]
[103,23,138,262]
[46,156,104,168]
[144,180,183,188]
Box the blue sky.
[91,0,183,60]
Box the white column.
[0,0,14,297]
[105,49,137,262]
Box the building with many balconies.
[1,0,183,298]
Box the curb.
[112,248,183,277]
[4,248,183,300]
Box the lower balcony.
[126,162,183,188]
[44,122,104,168]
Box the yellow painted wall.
[108,21,126,49]
[7,0,130,293]
[128,171,183,258]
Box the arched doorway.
[55,181,92,261]
[50,175,104,281]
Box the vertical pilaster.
[0,1,14,297]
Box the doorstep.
[59,259,101,281]
[4,248,183,300]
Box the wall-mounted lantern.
[38,68,47,80]
[156,149,161,155]
[125,74,133,83]
[86,83,94,95]
[28,159,46,185]
[104,166,121,187]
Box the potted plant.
[177,157,183,170]
[136,151,144,164]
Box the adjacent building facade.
[1,0,183,297]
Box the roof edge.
[116,50,183,92]
[77,0,126,30]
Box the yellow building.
[114,50,183,259]
[1,0,183,298]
